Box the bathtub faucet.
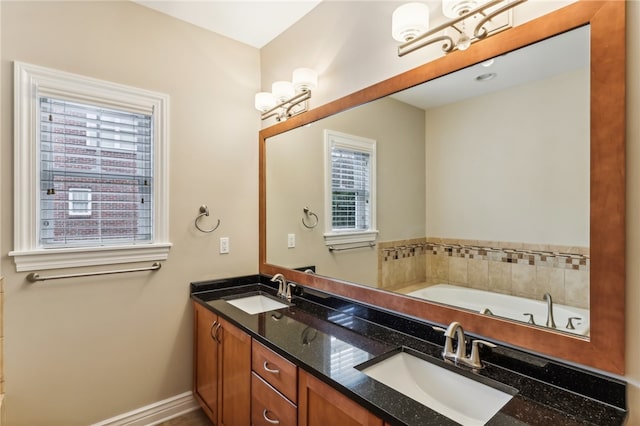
[543,292,557,328]
[480,307,494,316]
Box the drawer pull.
[263,361,280,374]
[209,321,218,342]
[262,409,280,424]
[214,323,222,343]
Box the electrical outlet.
[287,233,295,248]
[219,237,230,254]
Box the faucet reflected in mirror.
[543,292,557,329]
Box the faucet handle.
[566,317,582,330]
[432,326,454,359]
[467,339,496,369]
[285,282,296,302]
[523,313,536,325]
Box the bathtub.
[407,284,590,336]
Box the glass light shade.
[392,2,430,43]
[442,0,484,18]
[272,81,295,102]
[292,68,318,92]
[254,92,276,112]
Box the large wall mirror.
[259,0,625,374]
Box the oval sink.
[358,349,515,425]
[224,294,289,315]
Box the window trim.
[67,188,93,217]
[10,62,171,272]
[323,129,378,246]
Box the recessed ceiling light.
[476,73,497,82]
[481,59,495,67]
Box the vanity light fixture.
[255,68,318,121]
[392,0,527,56]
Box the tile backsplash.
[378,238,589,309]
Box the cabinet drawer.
[252,373,297,426]
[253,340,298,403]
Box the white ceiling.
[133,0,322,49]
[392,25,589,109]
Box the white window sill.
[324,230,378,246]
[9,243,172,272]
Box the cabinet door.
[193,301,220,423]
[219,317,252,426]
[298,370,383,426]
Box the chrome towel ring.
[302,207,318,229]
[195,205,221,233]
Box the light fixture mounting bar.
[398,0,527,57]
[260,90,312,122]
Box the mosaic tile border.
[382,241,589,271]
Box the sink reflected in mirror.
[224,293,289,315]
[358,348,515,425]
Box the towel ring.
[302,207,319,229]
[195,205,221,233]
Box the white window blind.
[39,96,153,248]
[331,147,370,231]
[323,130,377,246]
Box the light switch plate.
[219,237,230,254]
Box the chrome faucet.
[270,273,296,302]
[434,321,496,369]
[543,292,557,328]
[443,321,467,362]
[270,273,287,298]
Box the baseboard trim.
[91,391,199,426]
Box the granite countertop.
[190,276,627,426]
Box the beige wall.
[262,0,640,422]
[425,68,589,247]
[1,1,259,425]
[1,1,636,425]
[266,97,425,286]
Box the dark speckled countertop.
[190,275,627,426]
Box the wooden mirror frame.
[259,0,625,374]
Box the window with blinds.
[331,148,370,231]
[12,62,169,271]
[324,130,377,246]
[39,97,153,248]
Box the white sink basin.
[360,351,514,425]
[224,294,289,315]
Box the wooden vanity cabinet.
[298,370,383,426]
[251,340,298,426]
[193,302,251,426]
[193,303,383,426]
[194,301,219,419]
